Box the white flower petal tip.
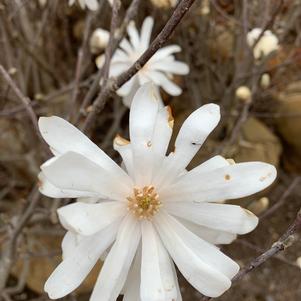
[241,209,259,234]
[113,134,130,147]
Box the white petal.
[90,214,141,301]
[187,155,229,177]
[141,221,177,301]
[154,212,237,297]
[129,83,160,185]
[151,59,189,75]
[127,21,140,49]
[154,104,220,189]
[140,16,154,50]
[177,218,237,245]
[173,104,220,168]
[38,172,97,198]
[113,135,134,178]
[38,116,130,185]
[152,106,174,158]
[85,0,99,10]
[41,151,131,201]
[117,75,137,97]
[44,221,120,299]
[123,248,141,301]
[151,45,181,61]
[171,261,182,301]
[109,62,130,77]
[119,38,134,54]
[57,202,126,236]
[120,76,140,108]
[147,70,182,96]
[166,202,258,235]
[61,231,80,259]
[163,162,277,203]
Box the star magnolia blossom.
[68,0,99,10]
[247,28,279,59]
[96,17,189,107]
[39,83,276,300]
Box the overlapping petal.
[44,221,119,299]
[154,212,238,297]
[161,162,277,202]
[41,151,131,201]
[58,202,127,235]
[90,215,141,301]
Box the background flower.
[96,17,189,107]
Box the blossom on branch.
[247,28,279,59]
[96,17,189,107]
[38,83,277,300]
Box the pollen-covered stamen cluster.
[127,185,161,219]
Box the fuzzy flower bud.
[90,28,110,54]
[235,86,252,103]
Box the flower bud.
[90,28,110,54]
[235,86,252,103]
[260,73,271,89]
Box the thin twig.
[0,65,39,136]
[260,177,301,220]
[200,208,301,300]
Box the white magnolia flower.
[69,0,99,10]
[39,83,276,300]
[96,17,189,107]
[90,28,110,54]
[247,28,279,59]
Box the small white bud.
[235,86,252,103]
[247,28,279,60]
[90,28,110,54]
[260,73,271,89]
[95,54,105,69]
[296,257,301,269]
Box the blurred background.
[0,0,301,300]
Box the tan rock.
[273,81,301,171]
[233,117,282,167]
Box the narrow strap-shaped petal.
[177,218,237,245]
[58,202,127,236]
[127,21,140,49]
[85,0,99,10]
[90,214,141,301]
[38,172,98,198]
[166,202,258,235]
[147,70,182,96]
[140,16,154,50]
[151,45,181,62]
[154,212,237,297]
[162,162,277,203]
[113,135,135,178]
[141,221,177,301]
[152,106,174,158]
[44,221,120,299]
[129,83,160,185]
[154,104,220,189]
[38,116,131,186]
[41,151,131,201]
[150,59,189,75]
[61,231,81,259]
[122,248,141,301]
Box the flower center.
[127,186,161,219]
